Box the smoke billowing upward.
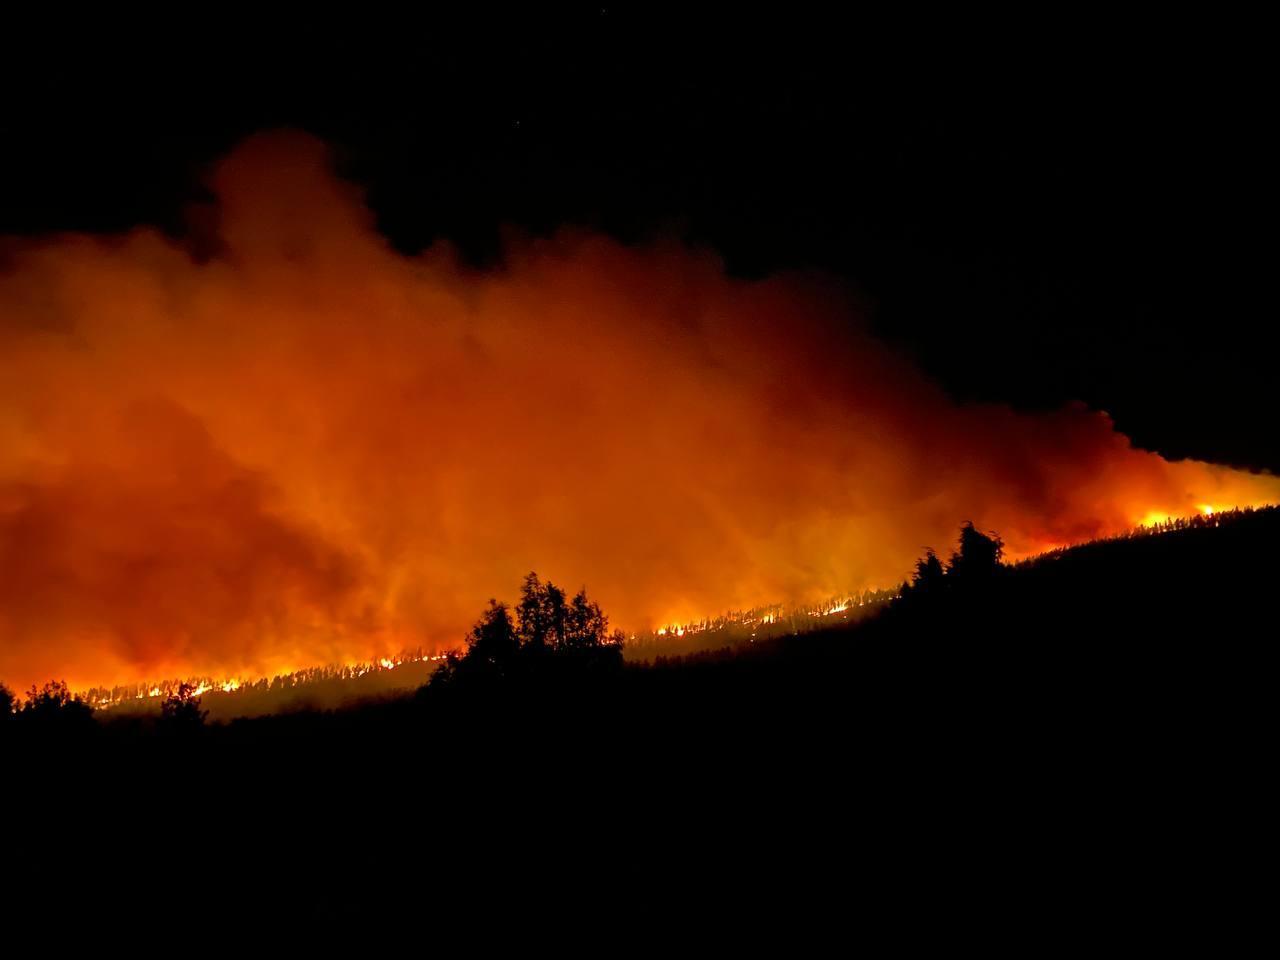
[1,132,1275,689]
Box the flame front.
[2,131,1276,691]
[81,649,447,712]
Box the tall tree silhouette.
[430,599,518,689]
[517,573,576,651]
[566,589,609,648]
[948,522,1005,582]
[544,582,567,650]
[467,600,520,668]
[517,572,552,650]
[0,682,14,732]
[904,549,946,599]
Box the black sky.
[2,11,1274,471]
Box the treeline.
[4,506,1276,743]
[625,588,897,660]
[1020,504,1273,567]
[425,572,625,691]
[81,649,440,711]
[0,678,204,739]
[0,681,96,737]
[0,571,625,737]
[873,505,1280,667]
[895,506,1277,606]
[8,512,1267,897]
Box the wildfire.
[2,131,1279,691]
[82,650,448,711]
[55,505,1278,698]
[645,589,893,646]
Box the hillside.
[7,506,1272,906]
[86,655,441,723]
[6,506,1273,751]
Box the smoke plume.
[1,132,1275,688]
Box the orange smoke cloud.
[1,131,1275,689]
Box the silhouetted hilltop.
[8,506,1273,920]
[4,507,1274,757]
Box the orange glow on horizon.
[3,131,1278,692]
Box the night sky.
[2,10,1273,473]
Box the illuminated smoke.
[1,131,1275,688]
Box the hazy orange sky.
[2,131,1276,690]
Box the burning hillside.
[2,132,1277,691]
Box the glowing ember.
[81,650,447,711]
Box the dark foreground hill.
[5,509,1273,912]
[11,509,1273,785]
